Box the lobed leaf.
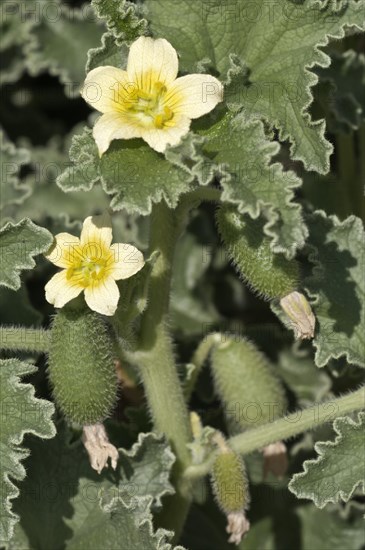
[9,423,180,549]
[0,359,55,542]
[289,412,365,508]
[57,127,194,215]
[0,131,31,224]
[146,0,365,173]
[296,505,365,550]
[304,210,365,367]
[0,218,53,290]
[315,49,365,132]
[171,229,221,336]
[202,112,306,258]
[25,1,104,97]
[91,0,147,44]
[0,0,32,85]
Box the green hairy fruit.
[211,448,249,514]
[48,307,118,425]
[211,337,288,434]
[216,205,299,300]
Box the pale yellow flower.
[45,212,144,316]
[81,36,223,155]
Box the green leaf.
[203,112,306,258]
[0,131,31,224]
[91,0,147,44]
[276,347,332,406]
[0,286,41,326]
[118,432,176,508]
[170,227,220,336]
[0,359,55,542]
[57,127,193,214]
[146,0,365,173]
[25,1,104,97]
[304,211,365,368]
[16,137,109,224]
[0,0,31,85]
[289,412,365,508]
[316,49,365,132]
[9,423,179,549]
[0,218,53,290]
[296,505,365,550]
[86,31,129,72]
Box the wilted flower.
[280,291,316,339]
[82,423,118,474]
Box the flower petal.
[110,243,145,280]
[84,277,120,316]
[80,212,113,255]
[45,270,83,309]
[166,74,223,119]
[45,233,80,268]
[142,113,191,153]
[81,66,131,113]
[93,112,143,156]
[127,36,179,89]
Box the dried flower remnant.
[280,291,316,339]
[263,441,288,478]
[82,423,119,474]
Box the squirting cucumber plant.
[0,1,364,549]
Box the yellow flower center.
[125,80,174,129]
[66,244,112,288]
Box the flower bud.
[280,291,315,339]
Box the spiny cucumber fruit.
[211,337,287,434]
[211,447,249,514]
[48,307,118,425]
[216,205,299,300]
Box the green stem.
[0,327,50,353]
[184,387,365,480]
[133,201,192,537]
[185,333,221,401]
[175,187,222,233]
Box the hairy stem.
[135,201,192,538]
[184,387,365,480]
[0,327,50,353]
[185,333,222,401]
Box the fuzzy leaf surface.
[203,112,306,257]
[0,132,31,224]
[0,218,53,290]
[26,1,104,97]
[9,425,178,549]
[91,0,147,44]
[0,359,55,542]
[316,49,365,132]
[289,412,365,508]
[57,127,193,214]
[146,0,365,173]
[304,211,365,367]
